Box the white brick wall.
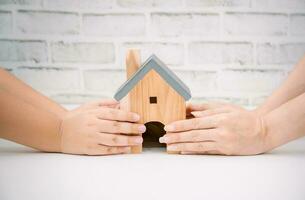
[0,40,47,62]
[13,67,80,92]
[188,42,253,65]
[151,13,220,37]
[185,0,251,7]
[16,10,79,35]
[121,42,184,65]
[83,14,145,36]
[51,42,115,63]
[0,0,304,107]
[224,13,288,36]
[0,11,11,34]
[291,14,305,35]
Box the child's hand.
[60,100,146,155]
[160,102,268,155]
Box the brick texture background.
[0,0,304,107]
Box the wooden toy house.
[114,50,191,153]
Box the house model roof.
[114,54,191,101]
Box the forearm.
[263,92,305,150]
[0,68,65,152]
[0,89,62,152]
[256,56,305,115]
[0,68,67,117]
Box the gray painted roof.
[114,54,191,101]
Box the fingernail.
[138,125,146,133]
[159,136,167,143]
[135,137,143,144]
[133,114,140,121]
[167,145,178,151]
[164,125,175,132]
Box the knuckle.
[105,146,112,154]
[87,132,95,140]
[109,148,116,154]
[111,121,121,132]
[108,135,118,145]
[123,123,132,133]
[197,143,205,150]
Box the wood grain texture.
[124,49,142,153]
[122,49,186,153]
[134,70,186,125]
[126,49,141,79]
[130,70,186,153]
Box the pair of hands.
[60,100,269,156]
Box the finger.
[93,132,143,146]
[167,142,217,152]
[97,120,146,135]
[191,107,232,118]
[159,129,218,144]
[94,108,140,122]
[87,144,131,155]
[164,115,222,132]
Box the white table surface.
[0,138,304,200]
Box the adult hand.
[160,102,269,155]
[60,99,146,155]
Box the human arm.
[0,68,65,151]
[0,88,63,152]
[0,68,67,117]
[0,68,146,155]
[255,55,305,115]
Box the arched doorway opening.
[143,121,166,147]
